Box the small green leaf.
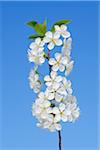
[27,21,37,28]
[27,20,47,36]
[51,19,71,32]
[29,34,44,40]
[42,20,46,32]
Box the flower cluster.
[28,23,80,132]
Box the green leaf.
[29,34,44,40]
[42,20,46,32]
[27,20,47,36]
[27,21,37,28]
[51,19,71,32]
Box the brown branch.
[58,131,62,150]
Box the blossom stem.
[58,131,62,150]
[48,49,51,73]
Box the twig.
[58,131,62,150]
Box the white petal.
[52,64,59,72]
[49,58,56,65]
[55,52,61,61]
[44,75,51,82]
[43,37,51,43]
[57,86,67,95]
[48,42,54,50]
[45,81,52,87]
[61,113,68,122]
[29,42,36,49]
[59,103,66,112]
[67,88,73,94]
[50,71,57,79]
[53,82,60,90]
[65,109,71,116]
[38,47,44,52]
[62,31,70,38]
[41,112,47,119]
[52,107,60,114]
[39,57,45,64]
[47,114,54,122]
[55,93,63,102]
[55,123,62,131]
[43,121,50,128]
[54,25,60,31]
[55,76,62,82]
[35,37,41,45]
[55,39,62,46]
[36,123,42,128]
[38,92,44,99]
[62,77,67,84]
[73,108,80,118]
[40,41,45,47]
[65,61,74,76]
[61,24,67,31]
[49,124,55,132]
[61,57,69,65]
[59,64,65,72]
[54,114,61,122]
[53,32,60,39]
[47,107,53,113]
[43,101,50,108]
[45,31,53,38]
[48,92,54,100]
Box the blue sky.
[0,1,99,150]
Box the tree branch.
[58,131,62,150]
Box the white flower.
[43,31,62,50]
[28,49,45,65]
[55,24,70,38]
[62,38,72,56]
[44,71,62,91]
[38,90,54,101]
[44,76,72,102]
[46,114,62,132]
[28,69,41,93]
[62,77,73,94]
[36,114,62,132]
[29,37,45,52]
[54,77,72,102]
[65,61,74,76]
[65,103,80,122]
[49,52,70,72]
[32,97,51,119]
[49,53,64,72]
[59,103,68,122]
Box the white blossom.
[65,60,74,76]
[29,37,45,52]
[28,49,45,65]
[36,114,62,132]
[49,52,70,72]
[44,71,62,91]
[62,38,72,56]
[55,24,70,38]
[28,69,41,93]
[44,76,72,103]
[43,31,62,50]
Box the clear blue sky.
[0,1,99,150]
